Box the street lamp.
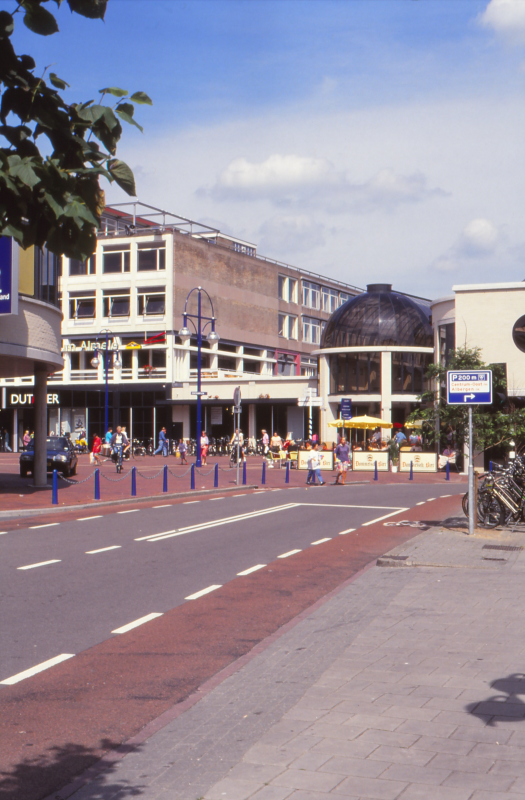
[179,287,219,467]
[90,328,120,435]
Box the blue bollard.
[243,459,247,485]
[409,461,413,481]
[131,466,137,497]
[286,460,290,484]
[191,463,195,490]
[262,458,266,485]
[374,461,378,481]
[489,460,493,472]
[95,468,100,500]
[163,464,168,493]
[214,462,219,488]
[52,469,58,505]
[446,460,450,481]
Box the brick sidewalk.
[0,453,466,513]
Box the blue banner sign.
[0,237,13,315]
[341,398,352,419]
[447,370,492,405]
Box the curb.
[0,484,260,521]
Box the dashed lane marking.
[362,508,409,527]
[29,523,59,529]
[185,585,222,600]
[210,497,224,501]
[17,559,61,570]
[152,505,171,509]
[233,494,246,497]
[339,528,356,535]
[117,509,139,514]
[86,546,122,554]
[0,654,75,685]
[135,503,299,542]
[0,531,7,535]
[442,494,451,498]
[296,503,404,510]
[111,612,163,634]
[183,501,199,504]
[416,502,426,506]
[237,564,266,576]
[311,538,332,545]
[426,498,436,501]
[77,515,103,521]
[278,549,302,558]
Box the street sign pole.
[468,406,474,536]
[234,386,241,486]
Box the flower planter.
[391,465,398,473]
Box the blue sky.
[5,0,525,298]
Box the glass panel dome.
[321,284,433,349]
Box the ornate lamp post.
[179,287,219,467]
[90,329,121,435]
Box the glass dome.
[321,284,433,349]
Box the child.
[178,438,188,465]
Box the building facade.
[1,203,362,448]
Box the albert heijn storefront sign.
[8,392,60,407]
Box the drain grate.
[482,545,523,552]
[482,557,507,562]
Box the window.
[391,353,432,395]
[103,290,130,318]
[301,356,318,377]
[302,280,320,309]
[289,279,297,303]
[278,275,298,303]
[243,359,260,374]
[137,287,166,316]
[322,287,339,314]
[330,353,381,395]
[34,246,61,307]
[138,242,166,271]
[278,313,298,340]
[278,275,287,301]
[69,292,96,319]
[69,256,96,276]
[276,353,297,376]
[339,292,349,306]
[102,245,130,274]
[302,316,321,344]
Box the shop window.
[330,353,381,394]
[137,288,166,316]
[302,280,320,309]
[102,245,130,273]
[137,242,166,271]
[103,290,130,318]
[69,292,96,319]
[69,256,96,276]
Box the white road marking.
[183,501,199,504]
[426,498,436,502]
[441,494,451,498]
[233,494,246,497]
[296,503,404,510]
[0,531,7,535]
[77,515,103,521]
[237,564,266,576]
[111,612,163,634]
[17,559,61,570]
[362,508,409,527]
[416,502,426,506]
[0,653,75,685]
[185,585,222,600]
[339,528,356,535]
[29,523,59,529]
[136,503,299,542]
[210,497,224,500]
[311,538,332,545]
[117,509,139,514]
[86,546,121,554]
[153,505,171,509]
[278,549,302,558]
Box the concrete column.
[248,403,255,441]
[33,365,48,487]
[209,341,218,370]
[381,351,392,424]
[132,349,139,381]
[319,354,334,442]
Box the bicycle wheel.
[478,492,505,528]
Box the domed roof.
[321,284,433,349]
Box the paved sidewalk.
[58,517,525,800]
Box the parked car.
[20,436,78,478]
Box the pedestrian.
[91,432,102,465]
[306,442,325,486]
[154,426,168,457]
[178,438,188,465]
[394,428,407,447]
[230,428,244,462]
[200,430,209,465]
[334,437,350,485]
[23,430,31,449]
[270,431,282,454]
[261,429,269,455]
[2,427,11,452]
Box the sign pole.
[468,406,474,536]
[236,408,240,486]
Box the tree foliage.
[408,346,525,455]
[0,0,152,260]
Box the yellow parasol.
[344,415,393,430]
[328,418,349,428]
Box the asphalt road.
[0,482,461,687]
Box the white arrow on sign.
[463,393,475,402]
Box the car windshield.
[46,437,69,452]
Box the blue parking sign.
[341,398,352,419]
[447,371,492,405]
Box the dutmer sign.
[9,393,60,406]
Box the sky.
[5,0,525,299]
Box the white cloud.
[432,218,502,273]
[204,154,445,213]
[258,214,327,255]
[479,0,525,45]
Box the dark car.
[20,436,78,478]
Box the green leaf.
[0,223,26,245]
[107,158,136,196]
[77,104,106,124]
[116,107,143,133]
[0,11,15,38]
[129,91,153,106]
[49,72,69,90]
[44,192,65,218]
[100,87,128,98]
[23,4,59,36]
[63,199,98,226]
[67,0,107,21]
[8,159,41,188]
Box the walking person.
[154,426,168,457]
[200,430,209,465]
[23,430,31,450]
[306,442,325,486]
[91,432,102,465]
[261,429,269,455]
[178,438,188,465]
[270,431,282,454]
[2,427,11,452]
[334,437,350,485]
[230,428,244,462]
